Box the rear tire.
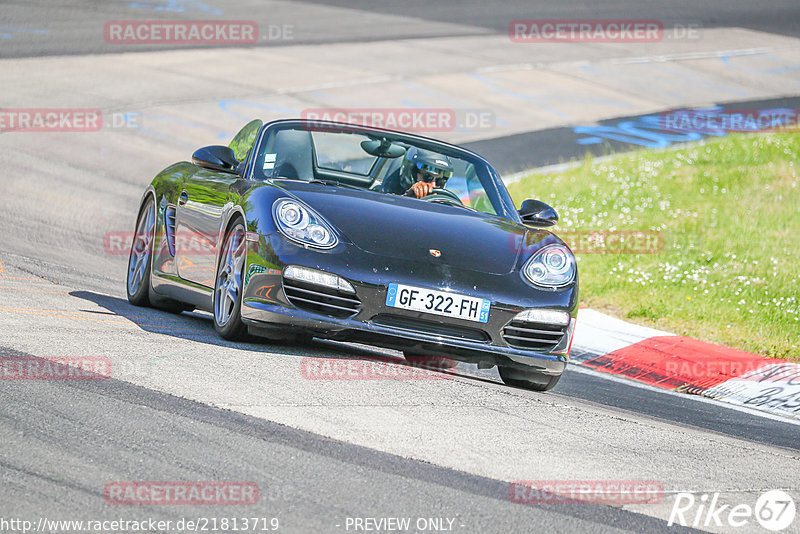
[213,218,248,340]
[498,366,561,392]
[126,197,156,307]
[127,196,195,314]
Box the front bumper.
[241,234,578,377]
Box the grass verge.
[507,133,799,359]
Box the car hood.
[273,180,528,275]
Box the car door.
[175,120,263,287]
[174,169,238,287]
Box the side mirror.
[192,145,239,174]
[519,199,558,227]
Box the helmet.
[399,147,454,191]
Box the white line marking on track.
[477,48,772,73]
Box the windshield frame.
[244,119,522,224]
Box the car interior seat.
[377,157,404,193]
[271,129,315,181]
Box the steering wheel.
[421,188,463,205]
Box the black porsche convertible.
[127,119,578,391]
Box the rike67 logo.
[669,490,796,531]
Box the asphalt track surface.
[3,0,800,58]
[2,2,800,533]
[2,344,702,534]
[466,95,800,173]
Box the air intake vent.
[283,279,361,318]
[371,314,489,342]
[502,320,566,352]
[165,206,176,256]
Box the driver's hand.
[407,181,435,198]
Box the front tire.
[498,366,561,392]
[213,218,248,340]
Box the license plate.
[385,283,491,323]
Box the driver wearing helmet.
[385,147,454,198]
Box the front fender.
[237,181,294,237]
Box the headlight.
[522,244,576,288]
[273,199,337,249]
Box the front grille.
[372,314,489,342]
[502,320,566,351]
[165,206,176,256]
[283,278,361,318]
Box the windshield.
[251,121,518,220]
